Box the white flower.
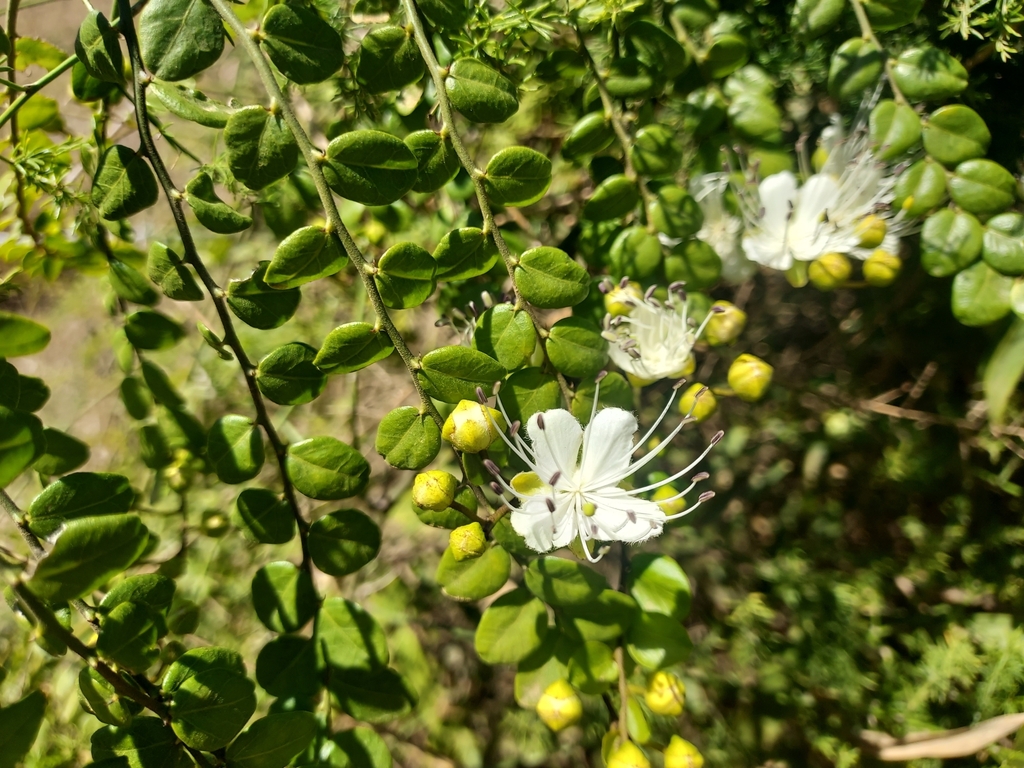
[482,380,720,562]
[737,115,911,271]
[601,285,720,383]
[690,172,754,284]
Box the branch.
[401,0,575,409]
[848,0,910,106]
[859,713,1024,761]
[115,0,313,571]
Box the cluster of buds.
[442,400,505,453]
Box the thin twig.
[115,0,313,570]
[848,0,909,106]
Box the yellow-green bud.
[449,522,487,561]
[728,354,773,402]
[605,281,643,317]
[863,248,901,287]
[645,671,686,716]
[664,736,704,768]
[412,470,458,511]
[441,400,506,453]
[536,680,583,732]
[808,252,852,290]
[652,485,685,515]
[704,301,747,346]
[607,740,651,768]
[811,145,829,173]
[854,214,887,248]
[678,382,717,423]
[785,261,809,288]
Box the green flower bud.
[645,671,685,716]
[536,679,583,732]
[664,736,704,768]
[678,382,717,423]
[728,354,773,402]
[863,248,901,287]
[449,522,487,561]
[785,261,809,288]
[201,509,229,538]
[412,470,458,511]
[442,400,506,453]
[854,214,887,248]
[704,300,747,346]
[808,252,852,290]
[607,740,651,768]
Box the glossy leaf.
[27,472,132,537]
[261,4,343,84]
[92,146,159,221]
[309,509,381,576]
[436,544,511,601]
[416,346,506,403]
[892,46,968,102]
[315,322,394,374]
[628,554,693,621]
[514,247,589,308]
[91,717,188,768]
[433,227,499,282]
[949,159,1017,216]
[328,667,415,724]
[324,130,418,206]
[75,11,122,83]
[225,712,318,768]
[923,105,991,167]
[185,170,253,234]
[500,367,561,426]
[256,342,326,406]
[546,317,608,378]
[525,556,608,606]
[227,261,302,330]
[406,130,461,193]
[124,310,185,351]
[983,212,1024,275]
[0,312,50,357]
[149,81,233,128]
[139,0,225,81]
[483,147,551,207]
[952,260,1012,327]
[225,106,299,191]
[920,209,983,277]
[252,561,318,633]
[375,406,441,470]
[0,689,46,768]
[317,597,389,672]
[625,612,692,670]
[255,636,320,699]
[33,428,91,476]
[0,406,45,487]
[446,58,518,123]
[475,587,548,664]
[473,304,536,370]
[232,488,295,545]
[207,415,265,485]
[148,243,203,302]
[286,436,370,500]
[355,25,423,94]
[375,242,437,309]
[169,667,256,751]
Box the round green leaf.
[14,374,48,413]
[227,261,302,330]
[374,406,441,470]
[436,544,511,601]
[226,712,317,768]
[286,436,370,500]
[91,717,188,768]
[75,10,122,83]
[525,556,608,606]
[923,105,991,167]
[109,259,159,306]
[309,510,381,577]
[650,186,703,240]
[433,227,499,282]
[790,0,845,36]
[256,342,327,406]
[27,471,132,538]
[983,212,1024,275]
[514,246,589,308]
[664,238,722,289]
[375,242,437,309]
[625,612,693,670]
[499,367,561,426]
[140,360,183,409]
[568,640,617,695]
[546,317,608,379]
[952,260,1013,327]
[92,146,159,221]
[406,130,461,194]
[232,488,295,545]
[682,88,728,138]
[124,310,184,351]
[562,112,614,161]
[584,175,639,221]
[483,147,552,207]
[149,81,233,128]
[225,106,299,191]
[355,25,423,94]
[324,130,418,206]
[169,667,256,751]
[892,158,948,216]
[828,38,882,102]
[892,46,968,102]
[862,0,923,28]
[184,170,252,234]
[0,406,44,488]
[96,600,161,672]
[72,60,116,102]
[207,415,265,485]
[416,346,506,403]
[474,587,549,664]
[630,125,682,177]
[472,304,536,370]
[266,225,347,289]
[702,33,748,79]
[949,158,1017,216]
[255,636,320,699]
[418,0,472,28]
[162,647,247,694]
[921,208,983,277]
[320,728,393,768]
[559,589,638,642]
[261,4,343,84]
[315,322,394,374]
[627,19,689,78]
[139,0,225,81]
[317,597,389,672]
[79,667,139,727]
[101,574,175,615]
[446,57,518,123]
[610,226,662,280]
[327,667,414,724]
[605,56,661,97]
[252,561,318,633]
[870,99,922,160]
[148,243,203,302]
[0,312,50,358]
[627,554,692,621]
[727,92,783,143]
[513,633,574,709]
[33,428,91,476]
[28,514,149,602]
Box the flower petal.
[587,489,665,544]
[580,407,638,488]
[525,409,583,483]
[511,496,576,552]
[758,171,799,234]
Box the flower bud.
[811,145,829,173]
[678,383,717,423]
[727,354,773,402]
[808,252,852,290]
[785,261,808,288]
[605,281,643,317]
[644,671,686,716]
[536,680,583,732]
[664,736,704,768]
[442,400,506,453]
[704,301,747,346]
[854,214,887,248]
[652,485,685,515]
[607,740,651,768]
[449,522,487,561]
[863,248,901,287]
[626,372,657,388]
[412,470,458,511]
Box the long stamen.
[590,371,605,425]
[493,394,536,459]
[628,433,723,494]
[632,388,682,454]
[482,403,536,466]
[662,490,716,519]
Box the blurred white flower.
[690,172,754,284]
[483,380,719,561]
